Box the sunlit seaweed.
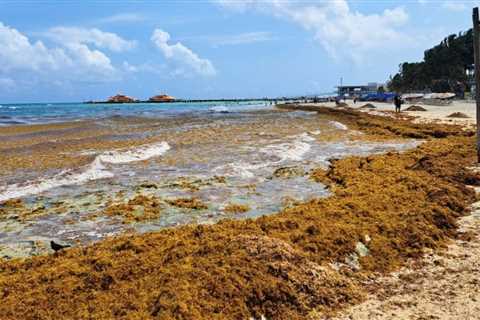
[0,199,48,221]
[166,197,208,210]
[0,107,478,319]
[103,194,163,223]
[224,203,250,214]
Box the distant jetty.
[86,93,178,104]
[85,93,336,104]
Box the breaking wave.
[0,141,170,202]
[261,135,312,162]
[216,133,313,178]
[209,106,229,113]
[0,158,113,202]
[97,141,170,164]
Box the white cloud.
[0,22,118,86]
[63,42,115,75]
[151,29,216,77]
[46,27,136,52]
[0,22,71,72]
[442,1,467,12]
[97,13,146,24]
[213,0,413,63]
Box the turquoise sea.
[0,101,271,125]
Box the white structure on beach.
[336,82,384,97]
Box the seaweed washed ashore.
[0,107,479,319]
[0,109,416,258]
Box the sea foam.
[0,141,170,201]
[0,158,113,202]
[209,106,229,113]
[217,133,313,178]
[261,137,311,162]
[329,121,348,130]
[97,141,170,164]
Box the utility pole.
[473,7,480,162]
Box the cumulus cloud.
[63,42,115,75]
[0,22,71,72]
[46,27,136,52]
[0,21,118,87]
[213,0,413,63]
[151,29,216,77]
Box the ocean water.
[0,101,271,125]
[0,102,421,257]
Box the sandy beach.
[317,100,477,127]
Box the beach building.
[148,94,176,102]
[337,82,384,98]
[107,94,137,103]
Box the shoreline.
[0,106,479,319]
[296,100,477,127]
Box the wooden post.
[473,8,480,162]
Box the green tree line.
[388,29,474,93]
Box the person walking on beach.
[393,94,402,113]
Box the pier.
[85,97,334,104]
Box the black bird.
[50,240,71,252]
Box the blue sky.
[0,0,477,102]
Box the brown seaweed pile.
[447,112,470,118]
[165,197,208,210]
[359,103,376,109]
[0,107,478,319]
[103,195,163,223]
[0,199,47,222]
[294,105,472,139]
[405,105,427,111]
[224,203,250,214]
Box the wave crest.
[0,141,170,201]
